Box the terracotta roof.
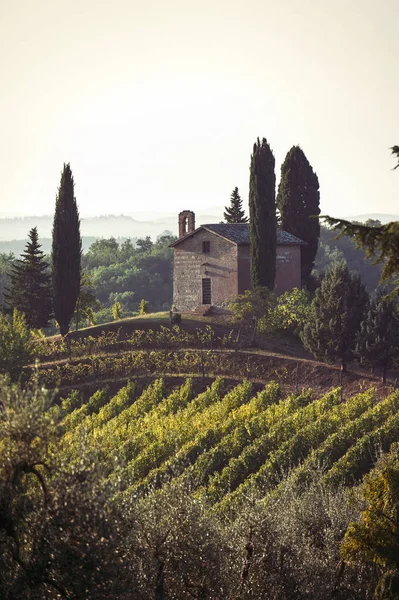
[170,223,305,247]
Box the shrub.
[258,287,311,335]
[228,286,276,325]
[172,312,182,324]
[0,309,32,381]
[139,299,149,315]
[112,301,123,320]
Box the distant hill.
[0,211,397,256]
[0,210,224,246]
[0,237,98,256]
[347,213,399,224]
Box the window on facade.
[202,241,210,253]
[202,278,211,304]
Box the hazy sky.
[1,0,398,218]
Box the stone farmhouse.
[171,210,305,313]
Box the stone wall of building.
[173,229,238,312]
[237,244,302,295]
[237,245,251,293]
[275,245,302,293]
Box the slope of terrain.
[29,316,389,396]
[56,375,399,519]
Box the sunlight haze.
[1,0,398,219]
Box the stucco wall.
[173,230,238,312]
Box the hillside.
[29,317,386,395]
[4,318,398,598]
[49,370,396,597]
[0,210,224,244]
[58,376,399,509]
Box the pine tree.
[301,261,369,371]
[224,187,248,223]
[277,146,320,287]
[52,163,82,336]
[249,138,276,290]
[4,227,52,329]
[356,289,399,383]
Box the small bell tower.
[178,210,195,238]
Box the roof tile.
[170,223,305,246]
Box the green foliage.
[314,225,383,291]
[356,289,399,382]
[322,216,399,285]
[0,381,138,599]
[228,286,275,324]
[229,287,310,336]
[139,298,149,315]
[0,252,14,310]
[324,405,399,488]
[212,388,343,509]
[218,387,376,516]
[83,231,176,315]
[285,388,399,491]
[2,373,389,599]
[277,146,320,287]
[249,137,276,290]
[258,287,311,335]
[135,383,282,496]
[0,309,32,381]
[224,187,248,223]
[52,163,82,336]
[341,449,399,599]
[302,261,369,370]
[136,235,153,253]
[4,227,52,329]
[112,300,123,320]
[73,272,100,330]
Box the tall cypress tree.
[52,163,82,336]
[356,289,399,383]
[277,146,320,287]
[301,261,369,371]
[249,138,276,290]
[4,227,52,329]
[224,187,248,223]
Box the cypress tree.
[356,289,399,383]
[301,261,369,371]
[249,138,276,290]
[277,146,320,287]
[4,227,52,329]
[52,163,82,336]
[224,187,248,223]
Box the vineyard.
[28,323,379,394]
[56,376,398,514]
[31,323,399,511]
[3,322,399,598]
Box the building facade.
[171,211,305,312]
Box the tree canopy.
[249,137,276,290]
[5,227,52,329]
[224,187,248,223]
[301,261,369,371]
[277,145,320,287]
[52,163,82,336]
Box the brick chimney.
[178,210,195,238]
